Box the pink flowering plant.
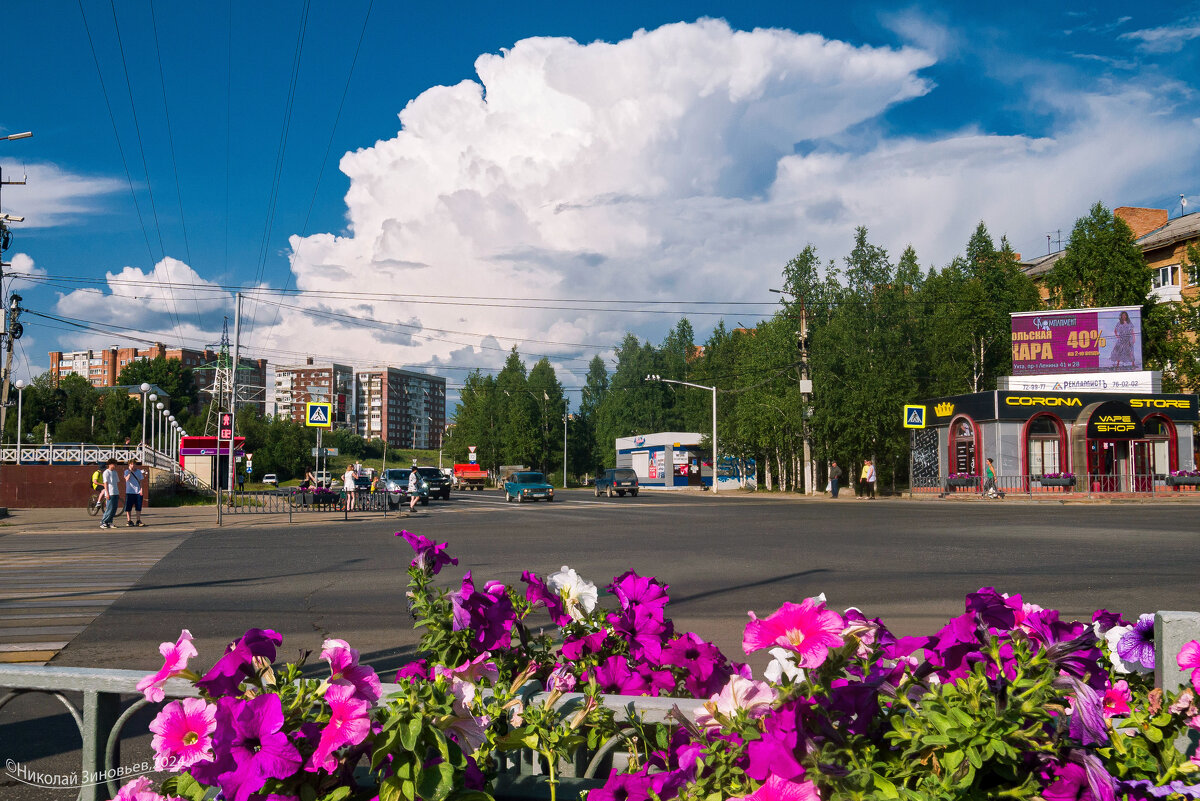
[119,533,1200,801]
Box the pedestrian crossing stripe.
[903,404,926,429]
[306,402,333,427]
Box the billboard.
[1010,306,1142,375]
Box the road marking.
[0,531,188,664]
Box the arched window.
[1140,415,1176,475]
[950,416,978,475]
[1026,415,1065,476]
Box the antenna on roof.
[1045,229,1063,254]
[1181,194,1188,216]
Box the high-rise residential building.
[354,367,446,449]
[273,358,355,430]
[47,343,267,412]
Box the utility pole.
[771,287,815,494]
[227,293,241,496]
[0,154,30,440]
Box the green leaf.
[1145,726,1163,744]
[160,774,208,801]
[379,776,403,801]
[873,774,900,799]
[319,788,353,801]
[301,784,318,801]
[400,716,423,751]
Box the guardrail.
[912,473,1200,498]
[4,611,1198,801]
[220,489,415,523]
[0,444,152,466]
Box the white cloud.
[1119,18,1200,53]
[268,18,1200,394]
[54,256,232,349]
[0,162,122,227]
[6,252,47,292]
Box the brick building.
[47,343,267,412]
[273,359,355,430]
[354,367,446,449]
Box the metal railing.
[912,473,1200,498]
[0,443,152,466]
[221,489,414,523]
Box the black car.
[595,468,640,497]
[417,466,452,500]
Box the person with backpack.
[123,459,146,526]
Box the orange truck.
[453,463,489,491]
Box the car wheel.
[518,493,525,503]
[595,486,601,497]
[607,486,614,498]
[547,496,555,502]
[631,489,638,497]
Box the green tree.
[444,370,502,471]
[1045,202,1150,309]
[526,357,565,476]
[496,347,538,468]
[117,357,197,414]
[575,355,609,476]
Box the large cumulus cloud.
[276,17,1198,390]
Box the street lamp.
[140,383,152,452]
[155,402,165,455]
[168,415,177,463]
[14,379,25,463]
[0,132,32,142]
[563,413,571,488]
[646,374,719,494]
[161,408,170,456]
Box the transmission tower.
[199,316,266,435]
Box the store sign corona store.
[923,391,1198,423]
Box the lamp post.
[14,379,25,463]
[0,132,32,142]
[646,375,719,494]
[140,383,152,452]
[147,394,157,456]
[168,415,177,466]
[155,402,165,456]
[161,408,169,457]
[563,413,570,488]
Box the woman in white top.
[343,466,358,510]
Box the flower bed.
[946,474,976,488]
[116,532,1200,801]
[1167,471,1200,487]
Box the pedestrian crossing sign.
[903,404,926,429]
[306,402,333,428]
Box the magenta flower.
[450,572,516,651]
[736,775,821,801]
[396,530,458,575]
[217,693,303,801]
[394,659,429,682]
[307,684,371,773]
[149,697,217,772]
[137,630,198,703]
[435,653,500,686]
[746,704,805,781]
[1178,640,1200,690]
[743,598,844,667]
[521,570,570,625]
[1102,680,1132,718]
[661,632,732,697]
[196,628,282,697]
[609,570,670,613]
[545,665,577,693]
[114,776,181,801]
[588,655,654,695]
[320,638,382,703]
[590,771,655,801]
[609,605,671,664]
[561,630,608,661]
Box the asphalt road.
[4,490,1200,800]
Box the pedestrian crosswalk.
[0,531,187,664]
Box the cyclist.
[88,467,105,515]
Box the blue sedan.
[504,471,556,503]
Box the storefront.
[914,390,1198,492]
[615,432,709,488]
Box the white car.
[262,474,278,486]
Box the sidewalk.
[0,504,224,536]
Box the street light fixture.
[140,383,152,453]
[645,374,719,494]
[0,132,32,142]
[14,379,25,464]
[155,402,165,456]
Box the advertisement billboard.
[1011,306,1142,375]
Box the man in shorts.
[100,458,121,529]
[123,459,146,526]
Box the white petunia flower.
[547,565,598,622]
[1104,625,1136,674]
[764,647,806,685]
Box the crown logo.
[934,402,954,417]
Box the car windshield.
[418,468,442,478]
[355,477,372,488]
[516,473,547,484]
[384,470,407,481]
[614,469,637,480]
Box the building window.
[1026,415,1063,476]
[1153,264,1178,289]
[950,417,977,475]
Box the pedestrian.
[860,459,876,499]
[343,464,358,511]
[237,470,245,493]
[123,459,146,526]
[829,461,842,499]
[407,461,421,514]
[984,458,1003,499]
[99,458,120,529]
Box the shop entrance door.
[1132,441,1153,492]
[1088,441,1129,492]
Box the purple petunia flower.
[520,570,570,625]
[1116,614,1155,672]
[590,770,655,801]
[588,655,653,695]
[1119,779,1200,799]
[609,605,671,664]
[396,531,458,576]
[561,630,608,661]
[965,586,1019,632]
[450,572,515,652]
[195,628,283,697]
[216,694,303,801]
[608,571,670,613]
[745,704,805,781]
[661,632,732,698]
[1065,676,1108,747]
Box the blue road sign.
[306,402,333,428]
[903,404,926,429]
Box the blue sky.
[3,1,1199,402]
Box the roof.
[1136,211,1200,254]
[1019,250,1065,278]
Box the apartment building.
[354,367,446,449]
[47,343,267,412]
[273,359,355,430]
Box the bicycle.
[87,489,105,516]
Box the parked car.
[262,474,278,486]
[596,468,639,497]
[417,466,452,500]
[504,471,555,503]
[353,476,373,492]
[381,467,429,508]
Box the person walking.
[123,459,146,526]
[99,458,121,529]
[343,465,358,511]
[407,461,421,514]
[860,459,876,499]
[829,461,842,499]
[984,458,1003,499]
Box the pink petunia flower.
[307,684,371,773]
[136,630,198,703]
[1102,680,1132,718]
[149,697,217,772]
[694,674,778,730]
[1178,640,1200,691]
[320,638,382,703]
[736,774,821,801]
[435,653,500,686]
[743,598,845,667]
[113,776,183,801]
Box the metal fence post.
[1156,611,1200,693]
[81,689,121,801]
